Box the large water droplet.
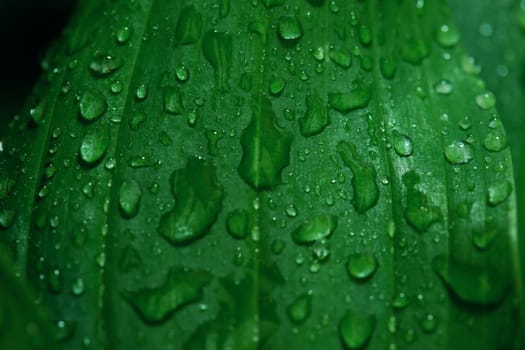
[476,91,496,110]
[30,99,46,126]
[79,89,107,121]
[287,293,312,324]
[163,86,184,115]
[299,92,328,137]
[292,214,337,244]
[278,16,303,42]
[337,141,379,213]
[433,254,510,305]
[202,31,232,91]
[175,6,203,45]
[238,96,292,190]
[329,49,352,69]
[123,268,211,324]
[346,253,378,281]
[444,141,474,165]
[329,80,371,113]
[339,310,376,349]
[436,24,460,47]
[79,127,110,164]
[119,180,142,218]
[403,171,441,233]
[483,130,508,152]
[487,180,512,206]
[158,158,224,245]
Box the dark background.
[0,0,75,136]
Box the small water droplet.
[175,65,190,82]
[89,54,122,77]
[476,91,496,110]
[285,204,298,217]
[329,49,352,69]
[71,277,85,296]
[436,24,460,47]
[358,25,372,46]
[116,25,133,44]
[433,79,453,95]
[420,313,438,333]
[163,86,184,115]
[487,180,512,206]
[30,99,47,126]
[135,84,148,100]
[226,209,249,239]
[269,76,286,96]
[130,112,147,130]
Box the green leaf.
[0,0,523,349]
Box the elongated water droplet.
[278,16,303,41]
[329,49,352,69]
[420,314,438,333]
[337,141,379,213]
[202,31,232,91]
[135,84,148,100]
[89,54,122,77]
[226,209,249,239]
[116,25,133,44]
[299,92,328,137]
[444,141,474,165]
[175,6,203,45]
[130,112,146,130]
[269,76,286,96]
[433,254,510,305]
[0,209,16,229]
[119,180,142,218]
[287,293,312,324]
[79,127,110,164]
[346,253,378,281]
[403,171,441,232]
[123,268,211,324]
[473,228,498,250]
[339,310,376,349]
[358,25,372,46]
[163,86,184,115]
[238,96,292,190]
[79,89,107,121]
[393,131,413,157]
[292,214,337,244]
[30,99,46,126]
[158,158,224,245]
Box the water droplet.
[436,24,460,47]
[72,224,88,247]
[393,131,413,157]
[392,292,409,309]
[158,158,224,245]
[483,130,508,152]
[433,254,509,305]
[337,141,380,213]
[48,268,62,293]
[403,171,442,233]
[358,25,372,46]
[287,293,312,324]
[238,96,292,190]
[329,80,371,113]
[175,65,190,82]
[130,111,147,130]
[420,313,438,333]
[380,56,397,79]
[285,204,298,217]
[329,49,352,69]
[89,54,122,77]
[118,244,142,273]
[292,214,337,244]
[226,209,249,239]
[0,209,16,229]
[135,84,148,100]
[339,310,376,349]
[71,277,85,296]
[433,80,453,95]
[79,127,110,164]
[487,180,512,206]
[79,89,107,121]
[278,16,303,42]
[123,268,211,324]
[271,239,286,254]
[119,180,142,218]
[299,92,328,137]
[202,31,232,91]
[269,76,286,96]
[111,80,123,94]
[473,229,498,250]
[175,6,203,45]
[163,86,184,115]
[401,38,429,64]
[30,99,46,126]
[116,25,133,44]
[444,141,474,165]
[346,253,378,281]
[476,91,496,110]
[54,320,75,342]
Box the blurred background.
[0,0,75,136]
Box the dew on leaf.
[202,31,232,91]
[163,86,184,115]
[278,16,303,42]
[175,6,203,45]
[130,111,146,130]
[30,99,46,126]
[116,25,133,44]
[476,91,496,110]
[339,310,376,349]
[79,127,110,164]
[444,141,474,165]
[0,209,16,229]
[436,24,460,47]
[487,180,512,206]
[89,54,122,77]
[291,214,337,244]
[119,179,142,218]
[226,209,249,239]
[483,130,508,152]
[346,253,378,281]
[299,92,328,137]
[79,89,107,121]
[269,76,286,96]
[329,81,371,113]
[393,131,414,157]
[287,294,312,324]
